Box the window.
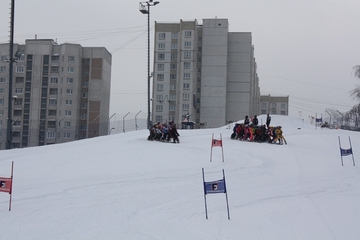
[15,77,23,83]
[82,92,88,98]
[14,88,22,94]
[47,131,55,139]
[157,64,164,71]
[184,51,191,59]
[81,114,87,120]
[280,111,286,115]
[48,110,56,116]
[156,94,163,101]
[171,53,177,60]
[68,67,75,73]
[158,43,165,50]
[170,63,177,70]
[184,41,192,48]
[171,32,178,39]
[49,88,58,95]
[156,84,164,91]
[183,73,191,79]
[281,103,286,109]
[51,55,59,62]
[65,110,72,116]
[81,102,88,109]
[169,95,176,101]
[183,83,190,89]
[184,62,191,69]
[51,66,59,73]
[0,99,4,105]
[261,102,267,108]
[171,43,178,49]
[183,93,190,100]
[64,132,71,138]
[0,77,5,83]
[68,56,75,62]
[155,105,163,112]
[83,81,88,87]
[157,74,164,81]
[0,110,3,115]
[184,31,192,37]
[14,99,22,105]
[169,105,175,111]
[1,55,7,61]
[67,77,74,84]
[15,65,25,73]
[81,124,86,130]
[49,99,57,105]
[272,103,277,108]
[182,104,189,110]
[0,66,6,72]
[170,74,177,80]
[158,32,166,40]
[158,53,165,60]
[65,99,72,105]
[50,77,58,84]
[66,89,73,95]
[65,121,71,128]
[155,115,163,123]
[0,88,4,94]
[170,84,176,90]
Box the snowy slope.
[0,115,359,240]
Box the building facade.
[152,18,260,128]
[259,95,289,116]
[0,39,111,149]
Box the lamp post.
[139,0,160,129]
[6,0,15,149]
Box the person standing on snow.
[266,114,271,128]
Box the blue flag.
[340,148,352,156]
[204,179,226,194]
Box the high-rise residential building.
[153,18,260,128]
[0,39,111,149]
[260,95,289,116]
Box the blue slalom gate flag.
[340,148,353,156]
[204,179,226,194]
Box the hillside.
[0,115,359,240]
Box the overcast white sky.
[0,0,359,121]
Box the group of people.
[147,121,180,143]
[231,114,287,145]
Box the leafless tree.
[350,65,360,100]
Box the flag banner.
[212,139,222,147]
[340,148,353,156]
[204,179,226,194]
[316,117,322,123]
[0,177,12,194]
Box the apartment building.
[0,39,111,149]
[259,95,289,115]
[153,18,260,128]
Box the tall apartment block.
[0,39,111,149]
[153,18,260,128]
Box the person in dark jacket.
[252,115,258,126]
[244,115,250,125]
[266,114,271,128]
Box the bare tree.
[350,65,360,100]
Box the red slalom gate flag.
[212,139,222,147]
[0,177,12,194]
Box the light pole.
[139,0,160,129]
[6,0,15,149]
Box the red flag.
[0,177,12,194]
[212,139,222,147]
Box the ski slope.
[0,115,359,240]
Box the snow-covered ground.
[0,115,359,240]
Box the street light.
[139,0,160,129]
[6,0,15,150]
